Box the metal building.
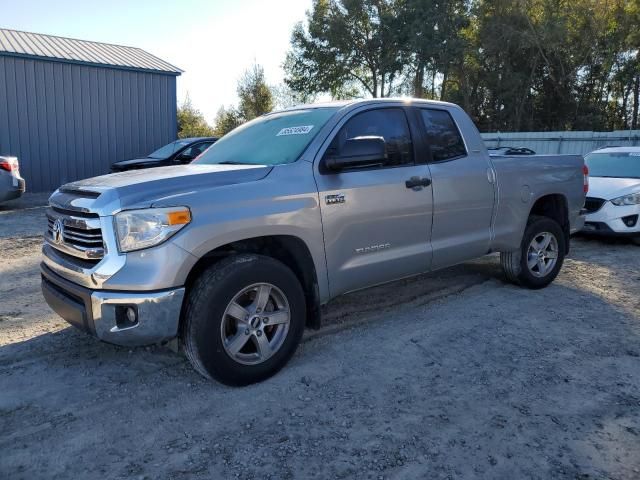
[0,28,182,192]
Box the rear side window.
[420,109,466,162]
[328,108,414,167]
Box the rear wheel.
[501,215,565,289]
[181,254,306,386]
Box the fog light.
[622,215,638,228]
[115,305,138,329]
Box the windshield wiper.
[216,161,256,165]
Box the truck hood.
[588,176,640,200]
[58,164,272,213]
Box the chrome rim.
[220,283,290,366]
[527,232,559,278]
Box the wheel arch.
[183,235,322,330]
[528,193,570,253]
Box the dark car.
[110,137,218,172]
[488,146,536,156]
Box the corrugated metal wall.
[481,131,640,155]
[0,55,178,191]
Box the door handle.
[405,176,432,189]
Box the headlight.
[114,207,191,252]
[610,192,640,206]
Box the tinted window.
[420,109,466,161]
[327,108,413,167]
[180,142,213,159]
[148,140,190,159]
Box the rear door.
[416,107,496,269]
[314,107,434,297]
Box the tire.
[181,254,306,386]
[500,215,565,289]
[632,237,640,246]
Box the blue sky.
[0,0,313,121]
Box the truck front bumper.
[41,263,185,347]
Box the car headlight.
[610,192,640,206]
[114,207,191,252]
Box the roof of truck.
[277,98,458,113]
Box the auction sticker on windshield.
[277,125,314,136]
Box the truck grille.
[583,197,606,213]
[45,208,105,262]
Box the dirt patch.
[0,217,639,478]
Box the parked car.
[110,137,218,172]
[488,146,536,156]
[0,156,25,203]
[581,146,640,245]
[41,99,586,385]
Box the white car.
[0,156,25,203]
[581,147,640,245]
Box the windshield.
[148,140,190,159]
[194,108,338,166]
[585,152,640,179]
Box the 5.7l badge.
[325,194,345,205]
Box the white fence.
[481,130,640,155]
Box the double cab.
[41,99,587,385]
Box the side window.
[327,108,414,168]
[179,142,211,160]
[193,142,213,155]
[420,109,466,162]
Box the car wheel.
[501,215,565,289]
[181,254,306,386]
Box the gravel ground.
[1,200,639,479]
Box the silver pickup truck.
[41,99,587,385]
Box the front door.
[314,107,434,297]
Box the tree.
[284,0,640,132]
[271,83,317,110]
[398,0,470,99]
[237,64,274,121]
[212,64,275,136]
[177,96,215,138]
[284,0,406,98]
[213,106,243,137]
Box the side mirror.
[324,136,386,171]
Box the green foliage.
[212,64,276,136]
[213,106,243,137]
[177,97,215,138]
[237,64,274,121]
[285,0,406,98]
[285,0,640,131]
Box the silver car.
[0,156,25,203]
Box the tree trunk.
[440,68,449,101]
[371,73,378,99]
[414,61,425,98]
[633,74,639,130]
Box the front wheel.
[181,254,306,386]
[501,215,565,289]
